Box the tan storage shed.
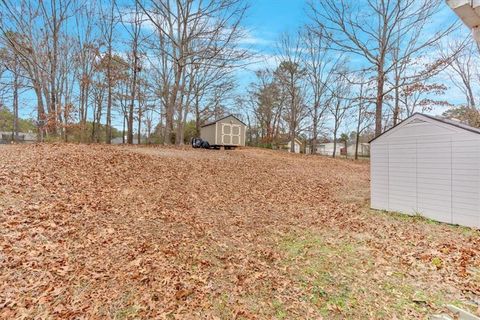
[370,113,480,229]
[200,115,247,147]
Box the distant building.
[0,131,36,143]
[111,135,146,145]
[276,137,303,154]
[315,142,343,157]
[200,114,247,147]
[344,143,370,157]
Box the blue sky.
[7,0,475,130]
[245,0,306,36]
[238,0,470,109]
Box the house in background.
[287,139,303,153]
[0,131,36,143]
[111,134,146,145]
[344,143,370,157]
[315,142,343,157]
[276,137,303,153]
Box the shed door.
[221,123,241,145]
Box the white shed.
[370,113,480,229]
[286,138,303,154]
[316,142,343,157]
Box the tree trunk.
[122,115,126,144]
[194,96,201,136]
[128,58,138,144]
[332,138,337,158]
[137,103,142,145]
[12,60,19,142]
[375,65,385,137]
[355,111,361,160]
[106,52,113,144]
[290,72,296,153]
[393,85,400,126]
[33,81,46,142]
[354,138,360,161]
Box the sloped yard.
[0,144,479,319]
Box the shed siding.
[200,124,217,145]
[371,144,389,210]
[214,116,246,146]
[371,115,480,229]
[452,139,480,228]
[416,140,452,224]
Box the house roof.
[369,112,480,143]
[277,137,303,145]
[201,114,247,128]
[287,138,303,145]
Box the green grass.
[272,299,287,319]
[212,293,233,319]
[276,230,456,319]
[371,208,480,237]
[278,232,367,317]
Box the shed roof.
[201,114,247,128]
[369,112,480,143]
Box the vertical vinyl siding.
[371,117,480,229]
[452,139,480,228]
[388,142,417,214]
[416,140,452,224]
[371,143,389,210]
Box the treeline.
[0,0,476,153]
[241,0,467,155]
[0,0,247,144]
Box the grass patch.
[212,293,234,319]
[278,232,367,318]
[370,208,480,237]
[106,292,141,320]
[277,230,453,318]
[272,299,287,319]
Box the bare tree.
[119,1,144,144]
[73,1,100,141]
[249,69,283,144]
[0,0,79,139]
[275,33,308,153]
[329,69,351,158]
[99,0,118,144]
[302,28,339,154]
[0,44,23,141]
[351,75,374,160]
[138,0,250,145]
[446,41,478,109]
[309,0,457,137]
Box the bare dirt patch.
[0,144,478,319]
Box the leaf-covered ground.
[0,144,479,319]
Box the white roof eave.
[447,0,480,29]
